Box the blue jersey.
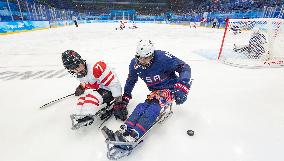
[124,50,191,96]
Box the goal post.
[218,18,284,68]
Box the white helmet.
[136,40,155,58]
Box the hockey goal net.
[218,18,284,68]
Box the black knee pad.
[97,88,114,105]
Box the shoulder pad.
[93,61,107,78]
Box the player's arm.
[112,59,138,121]
[123,59,138,97]
[165,52,191,83]
[164,52,191,105]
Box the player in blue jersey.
[102,39,192,143]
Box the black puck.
[187,130,194,136]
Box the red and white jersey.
[77,61,122,97]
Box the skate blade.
[71,119,94,130]
[106,141,135,160]
[107,146,132,160]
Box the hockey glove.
[173,82,190,105]
[75,84,85,96]
[113,94,131,121]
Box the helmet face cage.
[62,50,87,78]
[135,53,154,69]
[65,61,80,71]
[135,54,141,60]
[135,53,153,61]
[73,63,87,78]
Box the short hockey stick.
[98,101,115,129]
[40,93,75,109]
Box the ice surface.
[0,23,284,161]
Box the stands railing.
[1,0,284,34]
[1,0,284,23]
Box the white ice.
[0,23,284,161]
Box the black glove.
[75,84,85,96]
[113,94,131,121]
[113,101,128,121]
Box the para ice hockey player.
[115,20,126,30]
[61,50,122,129]
[102,40,192,159]
[72,16,78,27]
[128,21,138,29]
[233,27,267,59]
